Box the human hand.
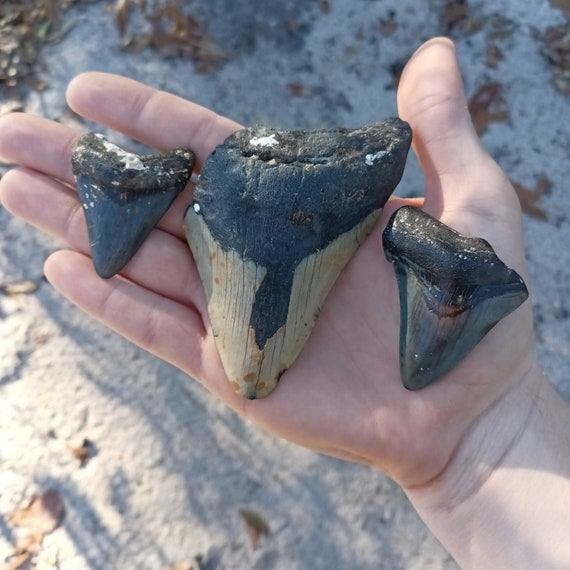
[0,38,538,497]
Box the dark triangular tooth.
[184,119,412,398]
[382,205,529,390]
[71,133,195,278]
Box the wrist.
[405,366,570,569]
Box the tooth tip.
[93,261,120,280]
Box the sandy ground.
[0,1,569,568]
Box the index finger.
[66,72,242,167]
[0,73,241,187]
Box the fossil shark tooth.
[382,205,529,391]
[72,133,195,278]
[184,119,412,399]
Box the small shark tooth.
[184,119,412,398]
[72,133,195,278]
[382,205,529,390]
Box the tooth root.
[72,133,195,278]
[184,120,412,398]
[382,206,529,390]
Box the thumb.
[397,38,514,226]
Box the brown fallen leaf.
[551,0,570,12]
[0,100,24,116]
[540,24,570,95]
[4,550,32,570]
[512,175,551,220]
[239,509,270,550]
[378,19,398,37]
[1,280,39,296]
[115,0,130,38]
[287,82,304,97]
[378,10,398,38]
[32,331,51,346]
[0,0,77,90]
[10,489,65,535]
[444,0,482,35]
[119,2,226,73]
[486,43,503,68]
[70,438,98,467]
[7,489,65,569]
[468,83,508,135]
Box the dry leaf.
[4,550,32,570]
[7,489,65,569]
[287,82,304,96]
[551,0,570,12]
[286,82,319,98]
[120,2,226,73]
[468,83,508,134]
[32,331,51,346]
[444,0,482,35]
[378,19,398,37]
[10,489,65,536]
[23,76,49,91]
[486,44,503,68]
[0,0,77,89]
[0,100,24,116]
[378,10,398,37]
[70,438,97,467]
[116,0,130,38]
[1,280,38,295]
[239,509,270,550]
[512,175,550,220]
[540,24,570,95]
[444,1,467,27]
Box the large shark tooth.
[382,205,529,390]
[72,133,195,278]
[184,119,412,398]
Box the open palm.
[0,38,536,492]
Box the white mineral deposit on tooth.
[249,134,279,148]
[365,151,386,165]
[120,153,145,171]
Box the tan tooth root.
[186,202,380,398]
